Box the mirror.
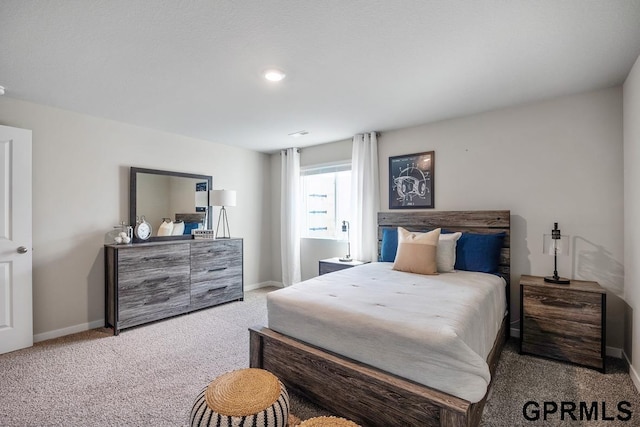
[129,167,213,241]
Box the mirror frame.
[129,167,213,242]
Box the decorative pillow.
[437,232,462,272]
[380,228,398,262]
[454,232,506,273]
[392,227,441,275]
[381,227,461,273]
[183,222,200,235]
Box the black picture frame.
[389,151,434,209]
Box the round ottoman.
[190,368,289,426]
[297,416,360,427]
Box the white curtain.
[350,132,380,262]
[280,148,301,286]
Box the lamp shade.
[543,234,569,256]
[543,222,569,256]
[210,190,236,207]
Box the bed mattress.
[267,262,507,403]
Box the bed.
[250,210,510,427]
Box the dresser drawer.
[118,265,190,292]
[191,263,242,286]
[190,240,242,283]
[522,286,601,324]
[190,279,243,310]
[117,243,190,273]
[191,240,241,263]
[521,317,603,367]
[118,266,190,328]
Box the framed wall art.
[389,151,434,209]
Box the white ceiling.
[2,1,640,153]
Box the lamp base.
[544,276,570,284]
[339,256,352,262]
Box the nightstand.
[319,257,367,276]
[520,274,606,372]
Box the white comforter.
[267,262,507,403]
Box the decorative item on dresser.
[210,189,237,239]
[319,257,367,276]
[520,274,606,372]
[105,238,243,335]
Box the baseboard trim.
[34,283,284,343]
[625,351,640,393]
[509,328,622,359]
[606,346,622,358]
[245,281,283,291]
[34,319,104,343]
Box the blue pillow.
[183,222,201,235]
[453,232,505,273]
[380,227,398,262]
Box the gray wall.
[379,87,624,350]
[624,54,640,387]
[271,86,625,350]
[0,97,273,339]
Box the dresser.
[519,274,606,372]
[105,238,243,335]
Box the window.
[300,163,351,239]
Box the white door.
[0,125,33,354]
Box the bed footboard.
[249,316,507,427]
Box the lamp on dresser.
[210,189,236,239]
[543,222,570,284]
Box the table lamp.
[210,190,236,239]
[543,222,570,284]
[339,220,351,262]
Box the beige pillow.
[393,227,441,275]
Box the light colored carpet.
[0,287,637,426]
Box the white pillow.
[437,232,462,272]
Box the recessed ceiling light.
[264,69,286,82]
[288,130,309,137]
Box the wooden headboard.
[377,210,511,285]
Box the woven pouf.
[297,416,360,427]
[190,368,289,426]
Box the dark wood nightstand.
[319,257,367,276]
[520,274,606,372]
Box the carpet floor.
[0,287,637,426]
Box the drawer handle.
[540,297,585,309]
[207,286,227,293]
[145,296,170,305]
[143,276,170,284]
[208,267,227,272]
